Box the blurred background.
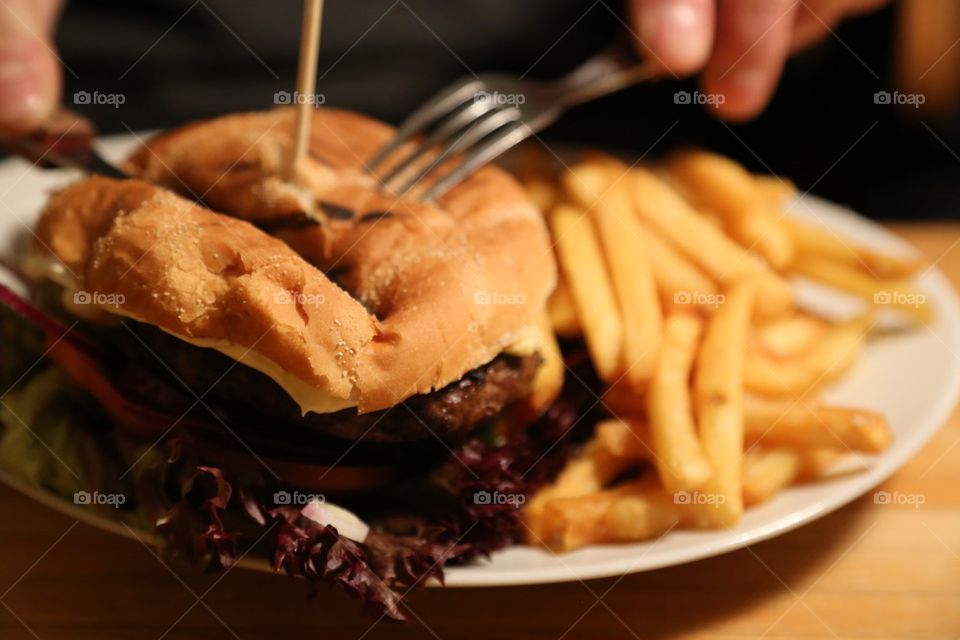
[50,0,960,219]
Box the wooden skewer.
[285,0,324,180]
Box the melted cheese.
[502,324,543,357]
[26,249,545,414]
[185,327,542,415]
[24,252,122,324]
[24,251,356,414]
[83,299,359,414]
[22,252,76,288]
[173,333,358,415]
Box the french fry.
[729,213,795,272]
[634,219,719,313]
[561,155,615,204]
[797,448,844,478]
[648,314,713,492]
[546,276,581,337]
[542,437,627,496]
[524,314,566,415]
[523,436,631,542]
[665,151,796,271]
[785,218,924,279]
[564,162,663,386]
[549,204,623,381]
[522,177,557,214]
[591,414,869,481]
[557,435,833,515]
[754,174,797,209]
[754,314,828,358]
[539,479,700,550]
[744,314,871,397]
[538,491,620,550]
[743,393,891,453]
[628,168,793,318]
[595,417,650,460]
[567,159,724,313]
[742,446,844,506]
[742,447,802,506]
[792,254,932,323]
[694,279,757,527]
[599,483,701,544]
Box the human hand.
[0,0,63,134]
[630,0,890,120]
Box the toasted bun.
[35,176,376,411]
[35,108,556,414]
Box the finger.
[790,0,842,52]
[702,0,799,122]
[0,0,63,134]
[631,0,716,77]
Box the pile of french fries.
[521,148,930,552]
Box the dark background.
[55,0,960,219]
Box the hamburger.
[0,107,594,619]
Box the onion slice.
[302,499,370,543]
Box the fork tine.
[421,121,533,201]
[366,77,484,172]
[395,107,521,195]
[379,98,500,188]
[382,96,499,184]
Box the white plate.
[1,135,959,587]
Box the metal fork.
[0,108,125,179]
[367,43,654,201]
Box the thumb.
[0,0,63,134]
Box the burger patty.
[120,323,541,443]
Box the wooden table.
[1,223,958,640]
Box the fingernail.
[641,2,710,74]
[0,57,47,131]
